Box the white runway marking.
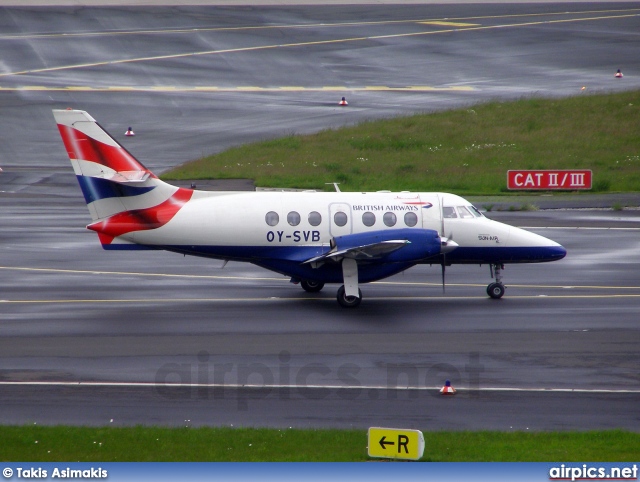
[0,380,638,394]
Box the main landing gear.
[487,263,506,299]
[299,280,362,307]
[337,285,362,308]
[300,280,325,293]
[300,258,362,308]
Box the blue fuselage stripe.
[445,246,567,264]
[100,244,566,282]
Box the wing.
[302,239,410,265]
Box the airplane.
[53,109,567,308]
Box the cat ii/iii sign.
[508,170,592,190]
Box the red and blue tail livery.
[54,109,566,307]
[54,109,192,248]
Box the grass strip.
[1,427,637,462]
[162,90,640,194]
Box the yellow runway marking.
[0,265,282,282]
[374,280,640,290]
[0,7,637,41]
[0,12,638,79]
[2,266,640,305]
[367,13,640,42]
[3,265,640,291]
[419,21,480,27]
[3,294,640,305]
[0,298,305,304]
[0,85,475,93]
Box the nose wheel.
[487,263,506,299]
[487,282,505,299]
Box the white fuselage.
[128,189,560,265]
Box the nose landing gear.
[487,263,506,299]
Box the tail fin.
[53,109,193,249]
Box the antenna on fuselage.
[326,182,341,192]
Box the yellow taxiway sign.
[367,427,425,460]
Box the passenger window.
[443,207,457,218]
[404,212,418,227]
[456,206,474,218]
[334,211,348,227]
[383,212,397,227]
[362,212,376,227]
[287,211,301,226]
[308,211,322,227]
[265,211,279,226]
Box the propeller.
[437,196,459,293]
[439,232,458,294]
[439,195,447,294]
[441,254,446,293]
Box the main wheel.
[301,280,325,293]
[487,282,505,299]
[337,285,362,308]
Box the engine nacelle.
[332,228,442,263]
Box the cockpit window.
[443,207,457,218]
[469,205,484,217]
[456,206,474,218]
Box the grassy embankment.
[162,90,640,194]
[2,426,638,462]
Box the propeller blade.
[440,232,453,293]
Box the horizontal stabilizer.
[93,231,156,250]
[99,170,150,183]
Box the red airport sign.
[507,170,592,190]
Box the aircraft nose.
[506,225,567,262]
[528,231,567,261]
[543,244,567,261]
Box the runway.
[0,3,639,430]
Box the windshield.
[468,205,484,217]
